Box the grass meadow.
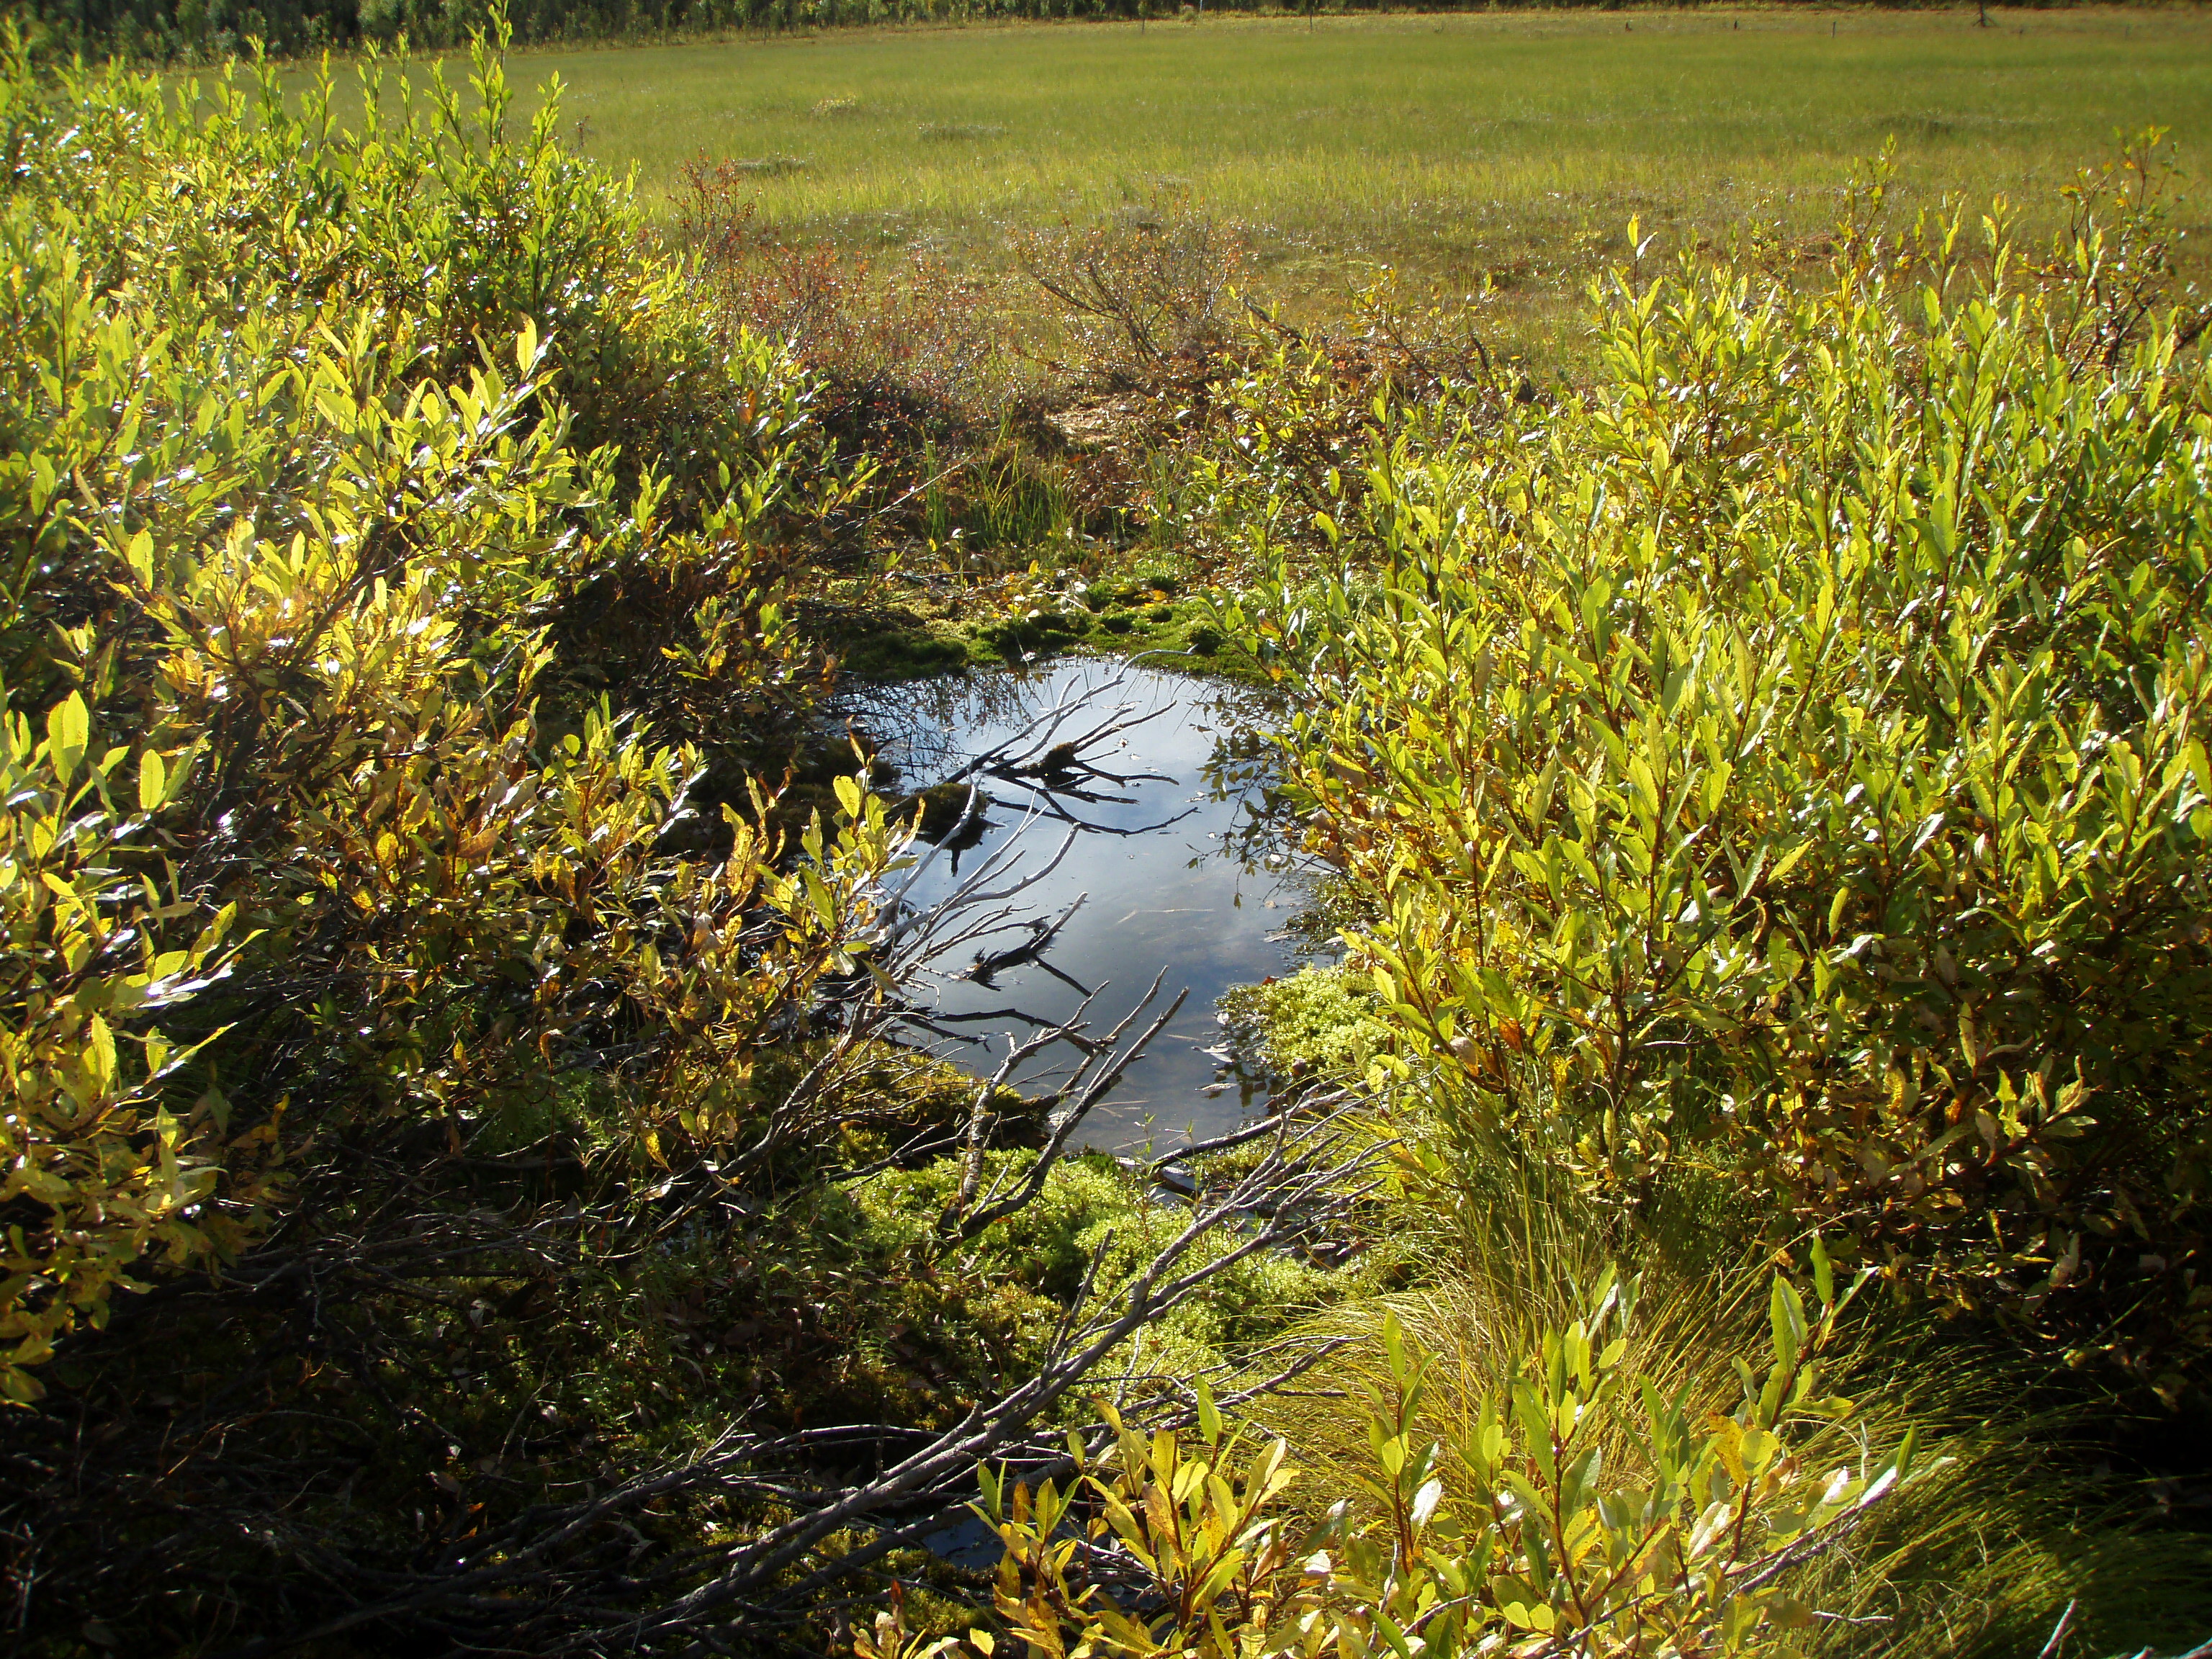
[464,5,2212,336]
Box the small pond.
[842,658,1313,1152]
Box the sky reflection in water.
[843,658,1313,1152]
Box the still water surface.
[842,659,1311,1151]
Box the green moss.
[974,607,1096,661]
[836,622,976,681]
[1220,964,1395,1089]
[852,1149,1355,1377]
[896,779,984,841]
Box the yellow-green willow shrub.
[1218,151,2212,1406]
[0,31,886,1398]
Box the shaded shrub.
[0,19,868,1397]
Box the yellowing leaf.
[46,693,89,783]
[84,1014,118,1092]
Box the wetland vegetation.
[6,6,2212,1657]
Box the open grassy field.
[481,5,2212,329]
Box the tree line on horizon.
[0,0,2111,65]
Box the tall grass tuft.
[1258,1124,2212,1659]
